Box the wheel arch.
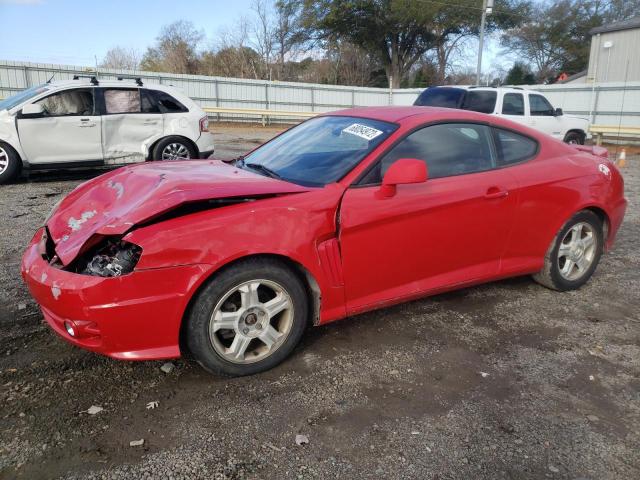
[147,135,199,161]
[178,253,322,356]
[563,129,586,143]
[583,205,610,243]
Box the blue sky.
[0,0,505,74]
[0,0,255,64]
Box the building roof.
[560,70,587,84]
[590,16,640,35]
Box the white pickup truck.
[414,86,590,145]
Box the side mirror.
[20,103,44,117]
[554,107,563,116]
[378,159,427,198]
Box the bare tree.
[140,20,204,74]
[250,0,275,79]
[273,0,307,80]
[100,47,140,71]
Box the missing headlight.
[74,239,142,277]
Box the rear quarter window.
[493,128,538,166]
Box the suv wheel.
[152,136,197,161]
[564,131,585,145]
[0,143,21,185]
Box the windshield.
[414,88,497,114]
[241,116,397,186]
[0,84,50,111]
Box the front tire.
[152,136,197,161]
[533,210,603,291]
[185,258,309,376]
[0,143,21,184]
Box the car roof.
[326,106,502,123]
[427,85,534,95]
[45,79,180,93]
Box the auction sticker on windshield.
[342,123,384,141]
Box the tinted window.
[141,90,161,113]
[152,91,187,113]
[361,123,495,184]
[414,88,465,108]
[460,91,497,114]
[36,89,94,116]
[494,128,538,166]
[502,93,524,115]
[242,116,397,186]
[529,94,555,116]
[104,89,140,113]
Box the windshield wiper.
[244,162,283,180]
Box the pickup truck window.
[502,93,524,116]
[460,91,497,114]
[529,94,555,116]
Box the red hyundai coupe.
[22,107,626,376]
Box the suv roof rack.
[117,76,144,86]
[72,74,99,85]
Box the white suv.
[0,76,215,184]
[414,86,590,145]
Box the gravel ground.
[0,125,638,480]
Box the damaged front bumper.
[21,228,208,360]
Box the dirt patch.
[0,125,639,479]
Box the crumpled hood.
[47,160,311,265]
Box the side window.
[529,94,555,116]
[502,93,524,115]
[461,91,497,114]
[104,89,141,114]
[141,90,161,113]
[493,128,538,166]
[36,89,94,116]
[151,91,188,113]
[361,123,495,184]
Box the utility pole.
[476,0,494,85]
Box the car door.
[17,88,102,164]
[339,122,518,314]
[99,88,164,164]
[527,93,563,139]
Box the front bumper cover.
[21,228,208,360]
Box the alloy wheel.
[208,279,294,364]
[0,147,8,175]
[557,222,597,281]
[161,143,190,160]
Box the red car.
[22,107,626,376]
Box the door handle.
[485,187,509,199]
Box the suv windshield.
[0,84,50,111]
[414,88,497,114]
[241,116,397,186]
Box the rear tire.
[564,131,585,145]
[152,136,197,161]
[533,210,603,291]
[185,258,308,376]
[0,143,21,184]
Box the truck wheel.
[564,132,585,145]
[0,143,21,185]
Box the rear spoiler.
[572,145,609,160]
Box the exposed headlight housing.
[74,238,142,277]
